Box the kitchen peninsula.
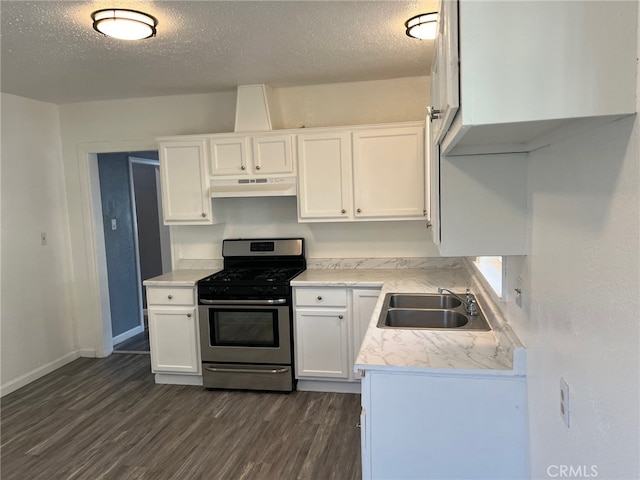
[291,259,527,480]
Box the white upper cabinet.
[209,133,294,177]
[158,139,213,225]
[352,126,425,219]
[297,123,425,222]
[251,134,294,175]
[434,0,637,156]
[297,131,352,220]
[429,0,459,146]
[209,136,251,175]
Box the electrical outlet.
[111,218,117,231]
[40,232,47,246]
[560,377,570,427]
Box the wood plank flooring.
[113,330,150,354]
[1,355,362,480]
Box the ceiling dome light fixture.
[92,8,158,40]
[405,12,438,40]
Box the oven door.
[198,303,291,365]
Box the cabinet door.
[209,136,250,176]
[430,0,459,144]
[351,289,381,380]
[297,132,352,220]
[426,116,441,246]
[148,307,200,373]
[158,140,212,225]
[295,308,349,379]
[252,134,294,175]
[352,127,425,219]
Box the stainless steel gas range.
[197,238,305,392]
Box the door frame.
[76,140,172,357]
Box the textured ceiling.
[0,0,438,105]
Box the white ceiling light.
[405,12,438,40]
[92,9,158,41]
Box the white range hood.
[212,85,296,198]
[234,84,274,132]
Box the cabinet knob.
[255,165,261,170]
[201,212,206,217]
[240,165,246,170]
[357,208,362,214]
[167,295,173,299]
[187,313,192,318]
[341,209,346,214]
[338,315,343,319]
[317,296,323,300]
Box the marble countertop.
[143,269,217,287]
[292,266,525,377]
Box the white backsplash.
[305,257,461,269]
[175,257,461,271]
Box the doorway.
[96,151,170,353]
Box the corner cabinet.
[146,286,202,385]
[158,139,213,225]
[293,286,381,391]
[297,123,425,222]
[432,0,637,156]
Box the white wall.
[0,93,77,395]
[272,76,430,129]
[491,36,640,479]
[56,77,433,357]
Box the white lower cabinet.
[146,286,202,383]
[293,287,381,389]
[361,370,528,480]
[351,289,381,380]
[295,308,350,378]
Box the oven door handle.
[199,298,287,305]
[204,366,289,374]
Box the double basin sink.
[376,292,491,331]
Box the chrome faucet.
[438,288,478,316]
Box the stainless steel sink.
[388,293,462,309]
[376,292,491,331]
[384,309,469,328]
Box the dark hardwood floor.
[113,329,151,354]
[1,355,362,480]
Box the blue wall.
[97,151,158,338]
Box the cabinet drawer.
[295,288,347,307]
[147,287,194,306]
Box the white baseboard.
[79,348,97,357]
[155,373,203,386]
[1,350,81,397]
[297,379,361,394]
[112,325,144,346]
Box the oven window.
[210,310,279,348]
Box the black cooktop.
[199,267,304,285]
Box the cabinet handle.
[201,212,206,217]
[255,165,261,170]
[240,165,246,170]
[338,315,344,319]
[357,208,362,214]
[341,209,346,214]
[187,313,192,318]
[317,296,323,300]
[167,295,173,299]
